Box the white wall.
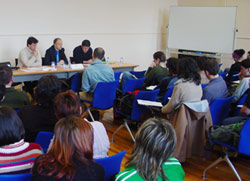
[0,0,177,70]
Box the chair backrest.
[70,73,82,93]
[238,118,250,155]
[94,151,126,181]
[219,72,227,80]
[209,96,234,125]
[92,81,119,109]
[234,93,248,116]
[114,71,122,81]
[0,173,32,181]
[231,73,240,81]
[123,77,146,94]
[201,84,208,89]
[129,70,146,78]
[35,131,54,153]
[163,87,174,105]
[41,57,46,65]
[131,89,159,121]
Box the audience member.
[144,51,169,87]
[0,106,42,174]
[18,36,42,67]
[225,49,245,86]
[54,90,110,158]
[0,65,30,109]
[32,116,105,180]
[116,118,185,181]
[162,58,202,114]
[80,47,115,101]
[247,51,250,59]
[73,39,93,64]
[196,56,210,84]
[155,57,179,101]
[232,59,250,102]
[0,84,6,102]
[18,75,61,142]
[202,58,228,104]
[44,38,68,66]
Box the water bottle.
[106,57,110,64]
[68,58,72,69]
[120,57,124,65]
[51,61,55,70]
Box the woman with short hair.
[115,118,185,181]
[0,106,42,174]
[54,90,110,158]
[32,116,105,180]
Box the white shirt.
[18,47,42,67]
[84,119,110,158]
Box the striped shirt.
[0,139,42,174]
[115,157,185,181]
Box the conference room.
[0,0,250,180]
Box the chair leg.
[202,154,241,181]
[224,154,241,181]
[87,107,95,122]
[112,124,125,142]
[124,121,135,142]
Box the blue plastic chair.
[0,173,32,181]
[94,151,126,181]
[203,117,250,180]
[163,87,174,105]
[201,84,208,89]
[70,73,82,93]
[122,77,146,94]
[231,73,240,81]
[114,72,122,81]
[234,93,248,116]
[219,72,227,80]
[35,131,54,153]
[129,70,146,78]
[209,96,234,125]
[112,89,159,142]
[81,81,119,122]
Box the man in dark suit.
[44,38,68,65]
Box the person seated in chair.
[54,90,110,158]
[155,57,179,101]
[79,47,114,101]
[161,58,202,114]
[116,118,185,181]
[202,58,228,104]
[232,59,250,102]
[144,51,169,87]
[0,106,42,174]
[0,65,30,109]
[73,39,93,64]
[18,75,61,142]
[44,38,68,66]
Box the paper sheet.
[137,99,163,107]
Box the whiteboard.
[167,6,237,54]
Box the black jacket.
[44,45,68,65]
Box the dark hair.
[93,47,105,60]
[0,84,6,101]
[53,38,61,44]
[203,58,219,76]
[81,40,91,47]
[241,59,250,69]
[126,118,176,180]
[0,65,13,85]
[0,106,25,147]
[233,49,245,59]
[166,57,179,75]
[248,51,250,54]
[27,36,38,46]
[35,75,61,108]
[33,116,93,180]
[195,56,207,71]
[54,90,81,119]
[177,58,201,85]
[153,51,166,62]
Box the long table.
[13,62,138,82]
